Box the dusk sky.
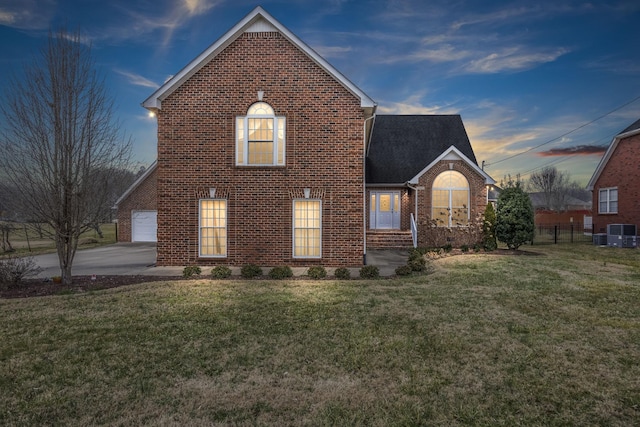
[1,0,639,185]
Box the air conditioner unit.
[622,235,637,248]
[607,224,637,248]
[593,233,607,245]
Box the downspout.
[363,113,376,265]
[406,182,418,219]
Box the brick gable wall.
[155,32,366,266]
[417,160,488,247]
[591,134,640,234]
[116,167,158,242]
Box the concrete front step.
[367,230,414,248]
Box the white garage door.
[132,211,157,242]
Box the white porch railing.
[410,213,418,248]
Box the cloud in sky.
[312,45,352,58]
[0,0,55,30]
[538,145,607,157]
[377,92,459,115]
[114,69,160,89]
[464,47,569,73]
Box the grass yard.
[1,244,639,425]
[1,223,116,256]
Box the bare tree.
[528,167,565,210]
[527,166,588,211]
[0,28,131,284]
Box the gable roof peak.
[587,116,640,190]
[142,6,375,110]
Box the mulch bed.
[0,275,185,299]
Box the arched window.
[236,102,285,166]
[432,170,470,227]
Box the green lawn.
[1,244,639,425]
[1,223,116,256]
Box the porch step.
[367,230,414,249]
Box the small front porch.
[366,229,414,249]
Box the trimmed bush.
[442,243,453,253]
[0,255,42,288]
[268,266,293,280]
[334,267,351,280]
[241,264,263,279]
[307,266,327,279]
[408,256,426,272]
[461,244,469,252]
[211,266,232,279]
[482,202,498,251]
[359,265,380,279]
[395,264,413,276]
[182,265,201,278]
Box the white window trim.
[236,105,285,166]
[292,199,322,259]
[598,187,618,214]
[199,198,227,258]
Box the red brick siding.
[116,168,158,242]
[416,161,487,247]
[591,134,640,234]
[156,32,366,267]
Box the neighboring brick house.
[587,118,640,236]
[116,7,495,267]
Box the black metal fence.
[533,223,593,245]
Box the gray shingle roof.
[621,117,640,134]
[366,115,478,184]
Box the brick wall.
[416,160,488,247]
[591,133,640,234]
[155,32,366,267]
[116,167,158,242]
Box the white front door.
[370,191,400,229]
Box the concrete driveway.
[33,242,182,278]
[32,243,409,278]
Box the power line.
[484,93,640,168]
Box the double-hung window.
[236,102,285,166]
[199,199,227,257]
[432,170,470,227]
[293,200,321,258]
[598,187,618,214]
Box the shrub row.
[178,265,387,280]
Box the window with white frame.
[199,199,227,257]
[598,187,618,214]
[432,170,470,227]
[293,199,321,258]
[236,102,285,166]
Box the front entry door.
[370,191,400,229]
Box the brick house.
[587,118,640,236]
[116,7,495,267]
